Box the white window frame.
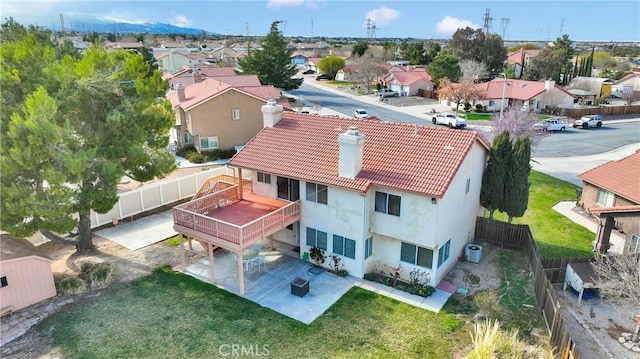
[232,109,240,120]
[257,172,271,184]
[183,132,193,145]
[306,182,328,204]
[332,235,356,259]
[465,178,471,193]
[400,242,433,269]
[200,136,219,150]
[595,189,614,207]
[438,240,451,267]
[375,191,401,216]
[364,237,373,259]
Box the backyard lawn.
[495,171,595,259]
[35,266,464,359]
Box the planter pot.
[291,277,309,297]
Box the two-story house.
[172,100,490,294]
[167,78,287,152]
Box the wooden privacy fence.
[474,217,582,359]
[545,105,640,118]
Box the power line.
[482,8,494,34]
[500,18,510,39]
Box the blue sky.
[1,0,638,42]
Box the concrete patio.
[180,242,452,324]
[181,244,355,324]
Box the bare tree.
[491,108,549,148]
[459,59,487,83]
[437,78,484,113]
[592,253,640,342]
[352,53,387,94]
[621,88,640,106]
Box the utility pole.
[500,18,510,39]
[482,8,494,34]
[558,18,565,37]
[311,18,314,38]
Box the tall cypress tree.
[237,21,302,91]
[504,136,532,223]
[480,131,511,219]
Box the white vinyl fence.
[29,166,250,245]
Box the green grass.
[461,112,493,121]
[494,171,595,259]
[36,266,464,359]
[496,251,545,334]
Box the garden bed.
[363,271,435,298]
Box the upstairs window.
[257,172,271,184]
[306,182,328,204]
[375,191,401,216]
[232,109,240,120]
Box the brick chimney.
[261,98,283,128]
[338,126,366,179]
[176,82,186,101]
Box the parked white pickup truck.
[573,114,603,129]
[432,112,467,129]
[532,118,570,132]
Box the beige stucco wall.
[580,181,640,253]
[179,90,266,152]
[0,257,56,312]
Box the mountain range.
[58,14,216,36]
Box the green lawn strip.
[497,251,545,335]
[37,266,463,359]
[494,171,595,259]
[461,112,493,121]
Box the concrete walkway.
[553,201,627,254]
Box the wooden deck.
[173,186,300,251]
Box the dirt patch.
[443,242,502,295]
[1,236,197,358]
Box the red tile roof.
[579,151,640,203]
[389,70,433,85]
[168,78,282,111]
[476,78,575,101]
[198,66,236,77]
[211,75,261,87]
[229,113,489,197]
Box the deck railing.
[173,186,300,249]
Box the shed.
[563,261,597,304]
[0,234,57,315]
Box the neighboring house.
[506,48,541,79]
[578,150,640,254]
[156,51,209,73]
[172,100,490,294]
[382,68,434,97]
[291,52,309,66]
[450,79,576,112]
[612,73,640,98]
[305,57,323,73]
[104,41,145,51]
[167,78,287,152]
[0,234,57,314]
[566,76,614,99]
[206,46,240,65]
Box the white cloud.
[266,0,305,9]
[435,16,480,36]
[171,14,193,28]
[365,7,400,28]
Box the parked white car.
[376,89,400,98]
[354,109,369,119]
[573,114,603,129]
[532,118,570,132]
[431,112,467,129]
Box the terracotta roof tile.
[229,114,489,197]
[579,151,640,203]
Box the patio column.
[209,243,215,283]
[593,216,614,253]
[188,236,193,250]
[238,168,244,200]
[179,234,185,271]
[238,252,245,295]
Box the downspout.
[361,190,368,278]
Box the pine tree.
[480,131,511,219]
[504,137,532,223]
[237,21,303,91]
